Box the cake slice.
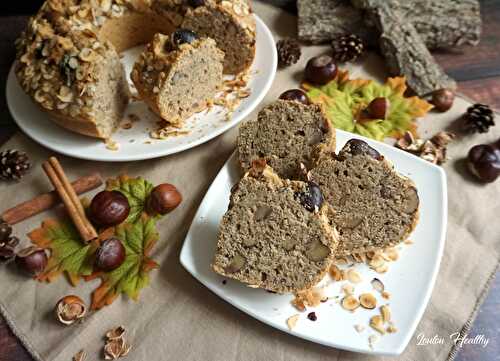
[310,139,419,256]
[131,31,224,126]
[238,99,335,180]
[212,160,338,293]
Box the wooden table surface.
[0,1,499,360]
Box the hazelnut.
[367,97,390,120]
[467,144,500,183]
[147,183,182,215]
[304,55,338,85]
[89,191,130,227]
[15,246,47,275]
[279,89,310,105]
[402,187,419,214]
[225,253,245,273]
[95,238,125,272]
[430,88,455,112]
[344,139,382,160]
[55,295,87,325]
[359,293,377,309]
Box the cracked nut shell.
[56,295,87,325]
[15,246,47,275]
[147,183,182,215]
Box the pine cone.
[331,34,364,63]
[277,38,301,67]
[0,149,31,181]
[0,221,12,241]
[0,221,17,263]
[463,104,495,133]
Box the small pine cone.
[0,149,31,181]
[331,34,364,63]
[463,104,495,133]
[276,38,301,67]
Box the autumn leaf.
[28,219,102,285]
[302,72,433,141]
[106,175,155,224]
[89,216,159,310]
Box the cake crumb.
[105,139,119,151]
[286,314,300,330]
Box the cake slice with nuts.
[212,160,339,293]
[310,139,419,256]
[238,99,336,180]
[131,30,224,126]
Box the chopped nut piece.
[73,350,86,361]
[404,238,414,244]
[341,295,360,311]
[387,323,398,333]
[371,278,385,293]
[106,326,126,340]
[380,305,391,323]
[384,247,399,261]
[359,293,377,309]
[292,287,325,311]
[370,315,386,334]
[341,283,355,295]
[346,269,362,283]
[354,324,365,333]
[375,263,389,274]
[335,257,349,266]
[287,314,300,330]
[104,338,125,360]
[382,291,391,300]
[369,254,385,268]
[329,264,343,281]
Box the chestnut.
[95,238,125,272]
[147,183,182,215]
[430,88,455,112]
[345,139,382,160]
[15,246,48,275]
[279,89,310,105]
[55,295,87,326]
[89,191,130,227]
[304,55,338,85]
[367,97,390,120]
[188,0,205,7]
[467,144,500,183]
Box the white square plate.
[180,130,447,356]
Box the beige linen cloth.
[0,3,499,361]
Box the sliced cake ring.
[131,30,224,126]
[309,139,420,256]
[212,160,339,294]
[238,99,336,180]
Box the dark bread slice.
[212,161,338,293]
[238,99,335,180]
[310,139,419,256]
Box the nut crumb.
[369,315,386,334]
[368,334,379,349]
[341,283,355,295]
[404,238,414,244]
[354,324,365,333]
[386,323,398,333]
[341,295,360,311]
[371,278,385,293]
[380,305,391,323]
[346,269,362,283]
[381,291,391,300]
[286,314,300,330]
[121,122,132,130]
[329,264,342,281]
[105,139,119,151]
[359,293,377,309]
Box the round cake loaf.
[15,0,256,139]
[131,31,224,126]
[310,139,420,256]
[212,160,338,293]
[238,99,336,180]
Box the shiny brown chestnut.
[304,55,338,85]
[345,139,382,160]
[367,97,390,120]
[15,246,48,275]
[467,144,500,183]
[279,89,310,105]
[95,238,126,272]
[147,184,182,215]
[430,89,455,112]
[89,191,130,227]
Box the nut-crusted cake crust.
[15,0,255,139]
[310,139,420,256]
[212,161,339,293]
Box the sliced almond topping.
[369,254,385,268]
[380,305,391,323]
[359,293,377,309]
[346,269,362,284]
[384,247,399,261]
[386,323,398,333]
[375,263,389,274]
[287,314,300,330]
[371,278,385,293]
[341,295,360,311]
[329,265,342,281]
[369,315,386,334]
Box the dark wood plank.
[0,318,32,361]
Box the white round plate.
[6,15,276,162]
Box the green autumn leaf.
[28,219,101,285]
[302,70,433,141]
[89,216,159,310]
[106,175,155,224]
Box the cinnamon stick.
[1,173,102,225]
[42,160,97,243]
